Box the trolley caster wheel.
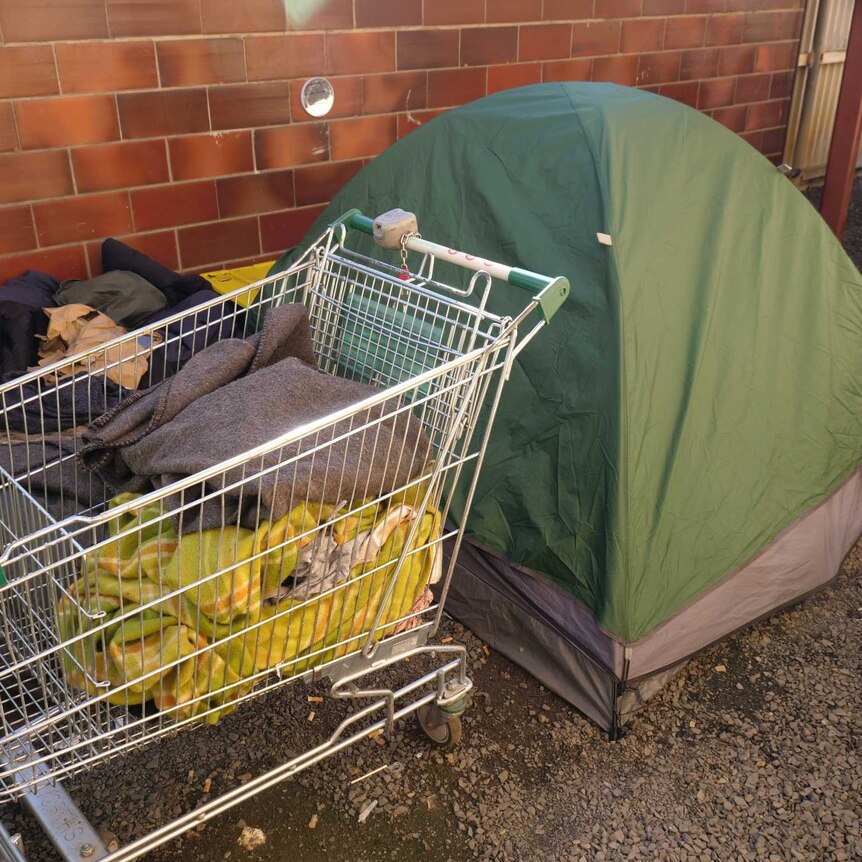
[417,703,462,750]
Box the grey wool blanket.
[79,304,431,532]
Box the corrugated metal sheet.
[785,0,862,182]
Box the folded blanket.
[58,487,440,724]
[80,304,430,533]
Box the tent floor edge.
[442,538,618,733]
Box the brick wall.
[0,0,804,283]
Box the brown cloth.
[79,304,430,533]
[33,304,151,390]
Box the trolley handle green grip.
[330,209,570,322]
[333,208,375,236]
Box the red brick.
[697,76,735,108]
[770,70,793,100]
[424,0,484,24]
[637,52,681,85]
[156,39,246,87]
[131,181,219,231]
[0,46,58,99]
[0,150,73,203]
[285,0,353,29]
[679,47,719,80]
[718,44,756,75]
[72,140,169,193]
[363,71,428,114]
[34,191,132,246]
[330,115,397,160]
[687,0,725,11]
[105,0,201,37]
[117,90,209,139]
[754,42,797,71]
[178,216,260,269]
[216,171,295,218]
[396,108,446,139]
[16,95,119,149]
[711,104,747,131]
[254,124,329,170]
[294,160,364,207]
[356,0,421,27]
[0,206,36,256]
[593,55,639,85]
[85,230,177,274]
[595,0,642,16]
[543,58,593,82]
[245,34,325,82]
[734,72,771,103]
[572,21,621,57]
[740,129,763,149]
[169,131,254,181]
[461,27,518,66]
[520,24,573,62]
[260,205,326,252]
[289,76,363,121]
[219,253,275,270]
[327,32,395,76]
[744,10,802,42]
[544,0,594,19]
[397,30,460,71]
[0,104,16,153]
[761,125,785,155]
[427,68,487,108]
[622,19,666,53]
[487,62,542,93]
[0,0,108,42]
[201,0,286,33]
[726,0,796,9]
[746,99,782,129]
[56,41,158,94]
[487,0,542,22]
[643,0,679,12]
[111,230,180,273]
[659,80,699,107]
[209,82,292,131]
[664,16,707,50]
[84,238,102,275]
[0,246,88,285]
[706,13,745,45]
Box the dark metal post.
[821,0,862,240]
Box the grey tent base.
[444,538,651,736]
[444,464,862,737]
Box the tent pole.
[820,0,862,240]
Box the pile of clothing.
[0,239,244,435]
[0,241,245,519]
[47,301,437,725]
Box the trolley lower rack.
[1,626,471,862]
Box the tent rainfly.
[269,83,862,734]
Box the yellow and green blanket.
[59,488,440,724]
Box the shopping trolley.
[0,209,568,861]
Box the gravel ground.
[4,179,862,862]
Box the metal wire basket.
[0,209,568,861]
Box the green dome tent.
[270,83,862,733]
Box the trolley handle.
[333,209,570,324]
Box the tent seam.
[558,82,630,640]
